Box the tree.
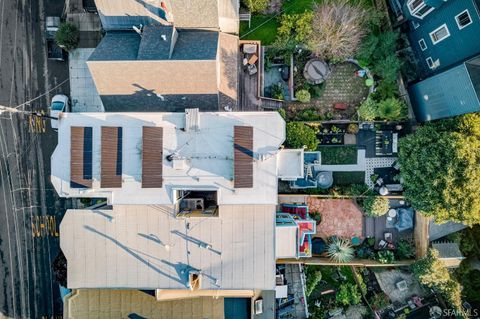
[295,89,311,103]
[358,98,377,121]
[243,0,269,13]
[398,114,480,225]
[309,0,368,61]
[412,249,463,310]
[327,237,354,263]
[286,122,318,151]
[55,22,80,52]
[362,196,389,217]
[377,97,407,121]
[356,31,401,84]
[52,251,68,287]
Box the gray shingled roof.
[137,25,174,60]
[432,242,464,259]
[171,30,218,60]
[429,221,467,242]
[88,32,141,61]
[89,26,218,62]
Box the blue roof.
[402,0,480,77]
[409,60,480,121]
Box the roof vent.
[132,24,144,36]
[161,34,167,41]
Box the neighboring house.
[409,55,480,121]
[388,0,480,121]
[51,110,289,317]
[87,25,238,112]
[93,0,239,33]
[86,0,239,112]
[396,0,480,77]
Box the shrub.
[369,293,390,310]
[286,122,319,151]
[374,80,399,100]
[377,97,407,121]
[347,123,359,134]
[310,0,368,61]
[296,108,320,121]
[396,239,415,259]
[305,267,322,298]
[376,250,395,264]
[271,82,285,100]
[336,283,362,306]
[362,196,389,217]
[276,12,313,47]
[358,98,377,121]
[327,237,354,263]
[243,0,269,12]
[310,83,325,98]
[55,22,80,51]
[296,89,311,103]
[278,108,287,119]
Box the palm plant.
[327,237,354,263]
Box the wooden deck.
[364,214,414,249]
[238,40,284,111]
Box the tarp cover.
[395,208,414,232]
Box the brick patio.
[307,198,364,240]
[287,62,370,120]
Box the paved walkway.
[365,157,397,188]
[69,48,104,112]
[284,264,308,319]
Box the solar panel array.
[142,126,163,188]
[101,126,123,188]
[233,126,254,188]
[70,126,93,188]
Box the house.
[93,0,239,34]
[51,110,287,317]
[84,0,239,112]
[395,0,480,77]
[87,25,238,112]
[409,56,480,121]
[389,0,480,121]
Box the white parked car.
[49,94,69,129]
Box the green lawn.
[282,0,317,14]
[318,146,358,165]
[239,15,278,45]
[333,172,366,185]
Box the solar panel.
[142,126,163,188]
[234,126,253,188]
[101,126,123,188]
[70,126,93,188]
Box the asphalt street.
[0,0,70,318]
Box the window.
[430,24,450,44]
[407,0,434,19]
[456,10,472,29]
[426,57,434,69]
[418,39,427,51]
[412,21,420,29]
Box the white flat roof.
[275,226,298,259]
[51,112,285,205]
[60,205,276,290]
[278,149,304,181]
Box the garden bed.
[333,172,365,185]
[318,146,358,164]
